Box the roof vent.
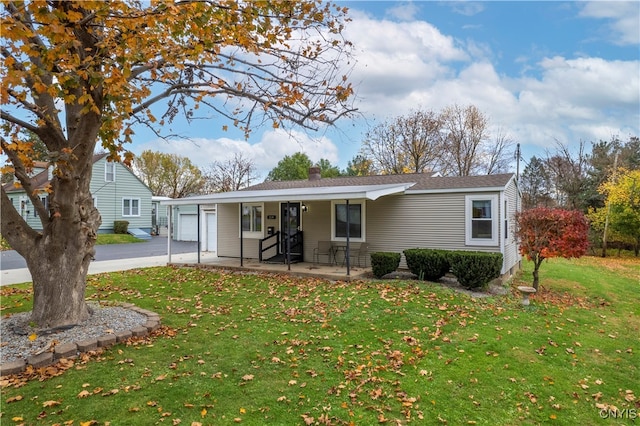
[309,166,321,181]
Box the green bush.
[447,251,503,289]
[403,248,450,281]
[370,252,401,278]
[113,220,129,234]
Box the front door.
[281,202,302,257]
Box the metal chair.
[348,242,370,267]
[313,241,333,265]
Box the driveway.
[0,236,198,270]
[0,237,207,286]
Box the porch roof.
[160,182,416,206]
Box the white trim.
[465,194,498,247]
[161,183,413,206]
[239,203,264,239]
[122,197,141,217]
[330,199,366,242]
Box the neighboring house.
[162,168,522,280]
[3,153,153,235]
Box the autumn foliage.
[1,0,355,328]
[516,208,589,289]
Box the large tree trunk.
[25,191,101,328]
[1,141,102,328]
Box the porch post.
[286,201,291,271]
[345,199,350,276]
[167,205,172,264]
[240,202,244,267]
[197,204,201,264]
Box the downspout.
[240,202,244,267]
[197,204,201,264]
[345,199,350,276]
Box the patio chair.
[313,241,334,265]
[348,242,370,267]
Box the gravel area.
[0,304,147,364]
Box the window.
[105,161,115,182]
[34,196,48,217]
[241,203,263,237]
[465,195,498,246]
[122,198,140,217]
[331,200,365,241]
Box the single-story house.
[3,153,154,236]
[161,168,522,279]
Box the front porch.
[167,252,372,281]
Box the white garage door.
[178,214,198,241]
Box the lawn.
[1,256,638,425]
[0,233,143,251]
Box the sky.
[132,1,640,180]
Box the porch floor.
[167,252,371,281]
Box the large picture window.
[465,195,498,246]
[241,203,263,238]
[122,198,140,217]
[331,200,365,241]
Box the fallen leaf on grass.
[77,390,91,398]
[42,400,60,407]
[6,395,22,403]
[241,374,254,381]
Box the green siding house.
[3,153,153,235]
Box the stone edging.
[0,303,161,376]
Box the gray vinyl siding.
[501,178,521,275]
[90,157,152,233]
[215,183,522,277]
[218,200,334,261]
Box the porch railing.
[258,230,304,263]
[259,231,280,262]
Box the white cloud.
[385,2,420,21]
[134,129,340,180]
[579,1,640,45]
[342,8,639,155]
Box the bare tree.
[203,153,258,193]
[484,127,515,175]
[439,104,489,176]
[361,109,443,174]
[544,140,590,209]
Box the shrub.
[403,248,450,281]
[113,221,129,234]
[448,251,503,289]
[370,252,401,278]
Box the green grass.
[0,233,143,250]
[95,233,146,245]
[1,256,638,425]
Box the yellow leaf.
[201,408,207,417]
[29,333,37,341]
[12,417,24,422]
[239,407,246,414]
